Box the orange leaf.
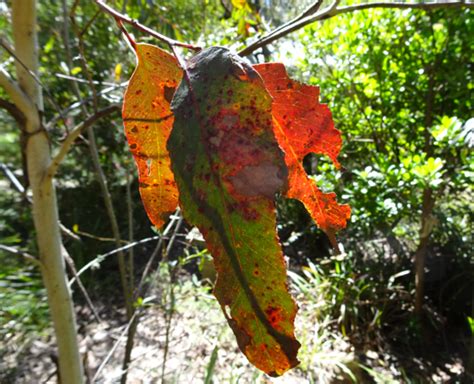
[122,43,182,227]
[254,63,351,239]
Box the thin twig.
[337,0,473,14]
[119,211,181,384]
[120,313,139,384]
[0,67,39,128]
[2,170,99,322]
[0,97,25,126]
[68,235,163,287]
[47,104,120,178]
[62,245,102,323]
[1,162,81,241]
[238,0,473,56]
[135,211,181,297]
[160,218,183,384]
[46,83,125,129]
[161,272,175,384]
[0,35,68,125]
[79,9,101,36]
[92,312,138,382]
[0,244,42,267]
[94,0,201,51]
[87,121,134,317]
[67,6,133,317]
[119,163,138,383]
[261,0,323,41]
[69,8,99,113]
[55,73,117,87]
[59,222,81,242]
[0,162,28,199]
[125,168,135,293]
[73,228,128,244]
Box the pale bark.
[8,1,84,382]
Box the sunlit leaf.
[122,43,182,227]
[114,63,122,82]
[254,63,351,240]
[168,47,300,376]
[70,66,82,75]
[232,0,248,9]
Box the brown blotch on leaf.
[230,161,287,199]
[164,85,176,103]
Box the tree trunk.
[414,188,435,315]
[414,52,436,317]
[11,1,84,382]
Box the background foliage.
[0,0,472,382]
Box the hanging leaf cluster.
[122,43,350,376]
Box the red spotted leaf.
[254,63,351,241]
[122,43,182,228]
[168,47,300,376]
[123,41,350,377]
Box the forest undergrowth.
[0,234,469,383]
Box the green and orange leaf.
[168,47,300,376]
[123,42,349,376]
[254,63,351,240]
[122,43,182,228]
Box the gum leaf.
[123,43,182,227]
[168,47,300,376]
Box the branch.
[47,104,120,178]
[73,227,128,243]
[239,0,473,56]
[0,36,68,125]
[0,67,39,129]
[46,82,126,130]
[0,97,25,126]
[336,1,473,15]
[1,162,81,242]
[69,3,100,114]
[68,234,163,287]
[0,162,28,198]
[0,244,42,267]
[59,222,81,241]
[94,0,201,51]
[266,0,324,38]
[62,245,102,323]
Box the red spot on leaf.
[265,306,283,327]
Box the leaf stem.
[116,19,136,50]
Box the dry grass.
[4,260,365,384]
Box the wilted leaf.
[168,47,300,376]
[123,43,182,227]
[254,63,351,240]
